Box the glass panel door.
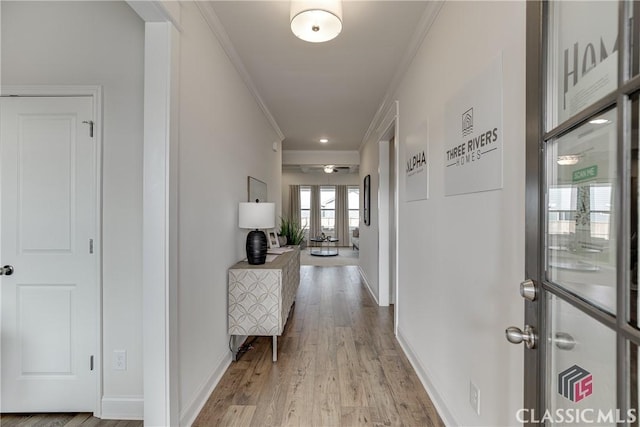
[546,294,617,425]
[546,1,618,130]
[546,109,617,314]
[521,1,640,425]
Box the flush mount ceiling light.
[589,118,611,125]
[557,155,581,166]
[319,138,329,143]
[290,0,343,43]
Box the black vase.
[246,229,267,265]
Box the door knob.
[554,332,576,350]
[505,325,537,349]
[520,279,537,301]
[0,265,14,276]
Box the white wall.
[360,2,525,425]
[281,170,358,219]
[359,139,380,302]
[175,2,282,424]
[1,0,145,413]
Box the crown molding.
[360,0,444,151]
[195,2,285,142]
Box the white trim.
[396,328,458,427]
[375,102,400,328]
[1,85,101,98]
[361,1,443,150]
[392,122,400,335]
[180,352,233,427]
[130,1,180,424]
[126,1,182,30]
[378,140,390,307]
[195,2,284,142]
[100,396,144,420]
[358,266,379,305]
[0,85,104,417]
[142,22,181,427]
[376,101,399,139]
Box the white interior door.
[1,96,97,412]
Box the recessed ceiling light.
[589,118,610,125]
[320,138,329,143]
[557,155,581,166]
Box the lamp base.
[246,229,267,265]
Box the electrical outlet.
[469,381,480,415]
[113,350,127,371]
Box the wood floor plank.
[219,405,256,427]
[335,327,368,407]
[194,265,444,427]
[340,407,375,426]
[280,350,316,426]
[311,370,341,426]
[248,351,294,427]
[0,414,141,427]
[64,414,94,427]
[380,354,445,427]
[232,339,274,406]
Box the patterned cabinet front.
[280,250,300,325]
[227,247,300,338]
[228,269,282,335]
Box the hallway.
[194,266,443,426]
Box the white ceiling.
[206,1,433,152]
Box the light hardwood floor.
[0,413,141,427]
[194,265,444,427]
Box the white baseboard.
[180,350,232,427]
[101,396,144,420]
[358,266,379,305]
[396,329,458,427]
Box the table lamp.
[238,202,275,265]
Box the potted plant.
[279,216,307,248]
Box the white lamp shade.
[238,202,275,229]
[290,0,342,43]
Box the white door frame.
[376,101,400,332]
[125,2,181,425]
[0,85,103,416]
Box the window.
[320,186,335,236]
[300,186,311,235]
[548,184,613,241]
[348,186,359,232]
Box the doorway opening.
[377,101,399,331]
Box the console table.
[228,247,300,362]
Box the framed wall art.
[248,176,267,203]
[363,174,371,226]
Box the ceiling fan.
[323,164,351,174]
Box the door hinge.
[82,120,94,138]
[90,355,94,371]
[89,239,94,254]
